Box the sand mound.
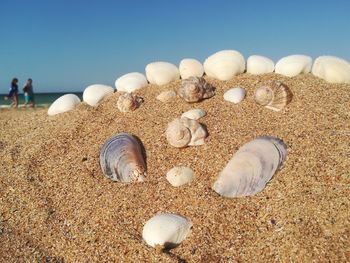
[0,74,349,262]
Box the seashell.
[117,93,144,112]
[178,76,215,103]
[179,58,204,79]
[166,117,207,148]
[246,55,275,74]
[223,87,246,104]
[275,55,312,77]
[48,94,81,116]
[254,81,293,111]
[166,166,194,187]
[156,90,177,103]
[181,109,206,120]
[311,56,350,83]
[115,72,148,93]
[203,50,245,80]
[145,62,180,86]
[83,84,114,106]
[212,136,287,197]
[99,133,146,182]
[142,213,192,248]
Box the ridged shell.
[145,62,180,86]
[142,213,192,248]
[117,93,144,113]
[99,133,146,182]
[115,72,148,92]
[312,56,350,83]
[212,136,287,197]
[254,81,293,111]
[83,84,114,106]
[275,55,312,77]
[247,55,275,74]
[48,94,81,116]
[166,117,207,148]
[179,58,204,79]
[166,166,194,187]
[178,76,215,103]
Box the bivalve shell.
[115,72,148,92]
[145,62,180,86]
[275,55,312,77]
[166,166,194,187]
[48,94,81,116]
[312,56,350,83]
[181,109,206,120]
[223,87,246,104]
[247,55,275,74]
[179,58,204,79]
[83,84,114,107]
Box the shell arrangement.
[254,81,293,111]
[212,136,287,198]
[166,117,208,148]
[99,133,146,182]
[117,93,144,113]
[178,76,215,103]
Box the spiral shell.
[117,93,144,113]
[99,133,146,182]
[178,76,215,103]
[254,81,293,111]
[166,117,207,148]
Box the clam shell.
[181,109,206,120]
[156,90,177,103]
[247,55,275,74]
[166,117,207,148]
[275,55,312,77]
[142,213,192,248]
[178,76,215,103]
[115,72,148,93]
[212,136,287,197]
[254,81,293,111]
[99,133,146,182]
[166,166,194,187]
[223,87,246,104]
[145,62,180,86]
[312,56,350,83]
[48,94,81,116]
[117,93,144,113]
[179,58,204,79]
[203,50,245,80]
[83,84,114,107]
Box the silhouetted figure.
[4,78,19,107]
[23,78,35,107]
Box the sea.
[0,92,83,108]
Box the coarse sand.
[0,73,349,262]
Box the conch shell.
[178,76,215,103]
[99,133,146,182]
[212,136,287,197]
[117,93,144,112]
[166,117,207,148]
[254,81,293,111]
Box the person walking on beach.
[4,78,19,107]
[23,78,35,107]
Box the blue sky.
[0,0,349,93]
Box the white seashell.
[312,56,350,83]
[142,213,192,248]
[145,62,180,86]
[212,136,287,198]
[48,94,81,116]
[203,50,245,81]
[275,55,312,77]
[179,58,204,79]
[181,109,206,120]
[223,87,246,104]
[115,72,148,93]
[246,55,275,74]
[166,166,194,187]
[83,84,114,106]
[156,90,177,103]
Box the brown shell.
[254,81,293,111]
[178,76,215,103]
[117,93,144,112]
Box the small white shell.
[246,55,275,74]
[223,87,246,104]
[275,55,312,77]
[166,166,194,187]
[115,72,148,93]
[48,94,81,116]
[156,90,177,103]
[145,62,180,86]
[203,50,245,80]
[83,84,114,106]
[179,58,204,79]
[142,213,192,248]
[181,109,206,120]
[312,56,350,83]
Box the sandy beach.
[0,73,349,262]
